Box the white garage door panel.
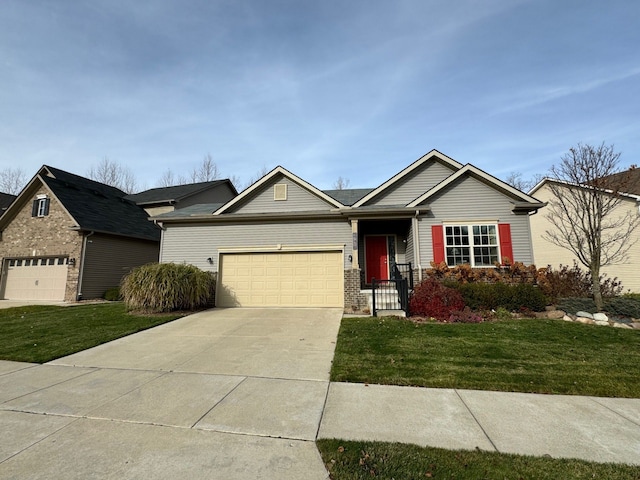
[3,258,68,301]
[218,251,344,308]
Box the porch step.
[376,309,406,317]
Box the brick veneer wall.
[0,187,83,301]
[344,268,369,313]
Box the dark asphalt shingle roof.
[125,180,228,205]
[0,192,16,211]
[152,203,224,219]
[42,166,160,241]
[322,188,374,206]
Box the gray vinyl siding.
[405,222,415,266]
[178,184,236,209]
[417,175,534,268]
[161,219,352,270]
[81,234,160,299]
[366,160,456,206]
[229,175,334,214]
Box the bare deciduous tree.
[0,168,27,195]
[332,176,351,190]
[504,172,544,192]
[189,154,220,183]
[543,143,640,310]
[156,154,221,187]
[157,169,187,187]
[243,166,270,190]
[87,157,137,193]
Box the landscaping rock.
[631,323,640,330]
[562,315,574,322]
[576,317,595,325]
[613,323,632,329]
[593,313,608,322]
[594,320,610,326]
[547,310,566,319]
[576,311,594,319]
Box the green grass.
[0,303,184,363]
[317,439,640,480]
[331,317,640,397]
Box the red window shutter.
[498,223,513,264]
[432,225,445,264]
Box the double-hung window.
[31,195,50,217]
[445,224,499,267]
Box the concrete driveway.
[0,308,342,479]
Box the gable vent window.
[32,195,50,218]
[274,184,287,201]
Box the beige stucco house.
[529,178,640,293]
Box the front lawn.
[331,317,640,397]
[317,439,640,479]
[0,303,184,363]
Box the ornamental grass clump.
[121,262,215,313]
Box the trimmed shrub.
[603,297,640,318]
[103,287,121,301]
[451,282,547,312]
[121,262,215,313]
[409,278,465,321]
[557,296,640,318]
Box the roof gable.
[214,166,344,215]
[408,164,544,210]
[352,150,463,208]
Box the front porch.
[344,219,416,316]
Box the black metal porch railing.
[392,262,414,289]
[371,262,413,317]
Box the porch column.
[351,219,359,269]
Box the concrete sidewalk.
[318,383,640,466]
[1,308,639,479]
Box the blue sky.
[1,0,639,191]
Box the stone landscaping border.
[536,308,640,329]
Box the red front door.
[365,236,389,283]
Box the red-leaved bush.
[409,278,465,321]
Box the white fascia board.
[351,149,463,208]
[530,177,640,201]
[407,164,544,207]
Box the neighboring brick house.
[0,166,161,301]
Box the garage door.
[218,251,344,308]
[3,257,69,301]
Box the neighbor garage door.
[2,257,68,301]
[217,251,344,308]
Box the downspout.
[76,231,94,300]
[413,210,422,281]
[155,221,165,263]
